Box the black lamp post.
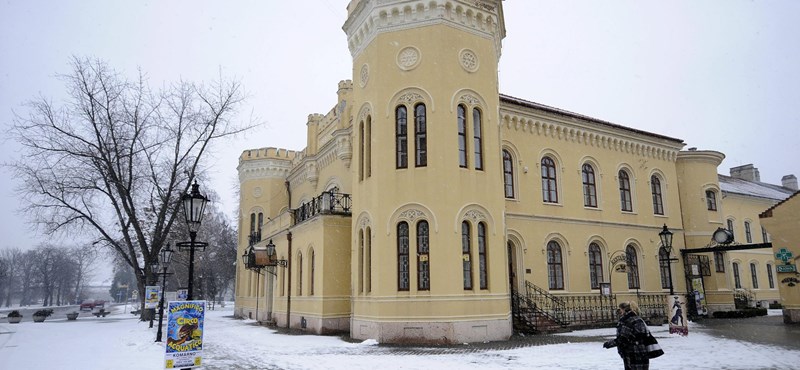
[178,181,208,301]
[155,243,174,342]
[659,224,676,295]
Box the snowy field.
[1,305,799,370]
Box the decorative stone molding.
[459,49,479,73]
[252,187,263,199]
[398,92,424,105]
[399,209,426,221]
[464,209,486,223]
[397,46,421,71]
[360,64,369,87]
[459,93,480,106]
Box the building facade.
[234,0,796,344]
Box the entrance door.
[507,241,518,295]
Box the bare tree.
[0,248,24,307]
[9,57,251,318]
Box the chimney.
[782,175,798,190]
[730,164,760,182]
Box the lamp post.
[659,224,676,295]
[178,181,208,301]
[155,244,174,342]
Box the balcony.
[293,191,352,225]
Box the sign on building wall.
[165,301,205,369]
[145,286,160,309]
[668,295,688,336]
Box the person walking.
[603,301,650,370]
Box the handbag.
[643,331,664,359]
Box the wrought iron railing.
[635,292,668,324]
[293,191,352,225]
[524,281,570,326]
[248,231,261,247]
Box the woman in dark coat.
[603,301,650,370]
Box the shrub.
[769,301,783,309]
[33,309,54,317]
[7,310,22,318]
[712,308,767,318]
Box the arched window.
[457,105,468,168]
[706,190,717,211]
[358,229,364,293]
[651,176,664,215]
[659,247,672,289]
[541,157,558,203]
[733,262,742,289]
[397,222,410,291]
[762,226,769,243]
[366,116,372,178]
[767,264,775,289]
[414,103,427,167]
[626,245,640,289]
[478,222,488,289]
[547,241,564,290]
[249,213,256,234]
[727,219,734,234]
[365,227,372,293]
[461,221,472,290]
[417,220,430,290]
[714,251,725,272]
[619,170,633,212]
[503,150,514,198]
[310,249,315,296]
[750,263,759,289]
[588,243,603,289]
[745,221,752,243]
[396,106,408,169]
[473,108,483,170]
[297,252,303,296]
[359,120,365,181]
[582,164,597,207]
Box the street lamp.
[177,181,209,300]
[155,243,174,342]
[659,224,677,295]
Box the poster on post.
[667,295,689,336]
[165,301,205,369]
[145,286,160,309]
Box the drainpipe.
[287,231,292,329]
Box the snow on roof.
[719,174,795,201]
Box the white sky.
[2,0,799,262]
[1,305,799,369]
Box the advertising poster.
[176,289,188,301]
[145,286,160,309]
[691,278,708,316]
[667,295,689,336]
[165,301,205,369]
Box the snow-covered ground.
[1,305,798,370]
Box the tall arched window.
[659,247,672,289]
[297,252,303,296]
[249,213,256,234]
[473,108,483,170]
[257,213,264,235]
[366,227,372,293]
[706,190,717,211]
[358,229,364,293]
[750,263,759,289]
[767,264,775,289]
[359,121,365,181]
[414,103,427,167]
[588,243,603,289]
[582,164,597,207]
[461,221,472,290]
[745,221,752,243]
[366,116,372,178]
[457,105,468,168]
[651,175,664,215]
[762,226,769,243]
[619,170,633,212]
[626,245,640,289]
[397,222,410,291]
[396,106,408,169]
[417,220,430,290]
[727,219,734,234]
[733,262,742,289]
[503,150,514,198]
[478,222,488,289]
[547,241,564,290]
[541,157,558,203]
[310,249,315,296]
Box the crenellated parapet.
[499,96,684,163]
[238,147,297,181]
[344,0,505,59]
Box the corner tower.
[344,0,510,343]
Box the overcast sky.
[2,0,798,253]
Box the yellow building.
[234,0,796,343]
[760,191,800,323]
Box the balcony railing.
[293,191,352,225]
[248,231,262,247]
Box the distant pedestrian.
[603,301,649,370]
